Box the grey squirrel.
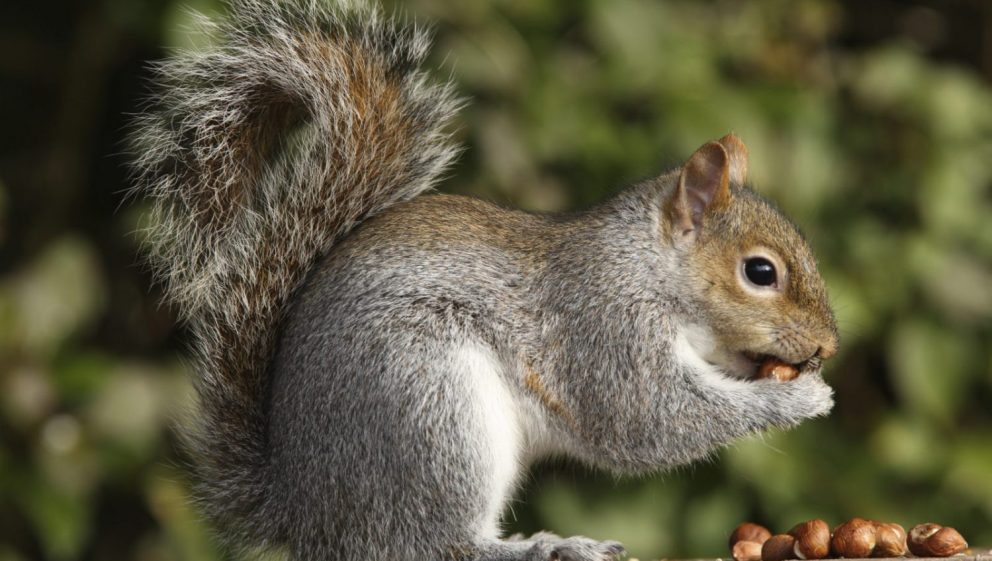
[130,1,839,560]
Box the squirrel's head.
[663,133,838,378]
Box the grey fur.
[132,1,837,560]
[268,185,833,561]
[129,0,459,552]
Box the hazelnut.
[872,522,907,557]
[731,523,773,549]
[757,358,799,381]
[831,518,877,558]
[908,523,967,557]
[789,519,830,560]
[734,540,764,561]
[762,534,797,561]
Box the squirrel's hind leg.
[463,533,625,561]
[443,346,625,561]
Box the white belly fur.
[453,343,522,538]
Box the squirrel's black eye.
[744,257,777,287]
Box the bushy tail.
[130,0,459,548]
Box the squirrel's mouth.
[681,324,820,381]
[739,350,821,380]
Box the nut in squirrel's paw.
[755,357,800,382]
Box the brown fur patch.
[524,366,577,430]
[308,37,415,214]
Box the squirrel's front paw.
[532,536,625,561]
[753,372,834,426]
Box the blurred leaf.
[850,46,927,114]
[908,238,992,325]
[444,17,529,94]
[18,479,90,561]
[85,362,174,455]
[945,432,992,517]
[868,414,946,478]
[724,432,805,510]
[888,320,973,426]
[0,548,27,561]
[53,352,114,406]
[682,490,746,557]
[0,237,105,356]
[2,365,57,428]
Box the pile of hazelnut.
[729,519,968,561]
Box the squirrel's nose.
[816,337,838,360]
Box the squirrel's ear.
[717,132,748,186]
[669,140,731,240]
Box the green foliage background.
[2,0,991,559]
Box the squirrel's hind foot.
[469,533,625,561]
[546,536,626,561]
